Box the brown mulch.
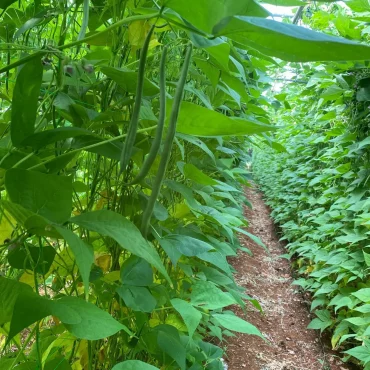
[225,186,351,370]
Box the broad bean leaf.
[8,288,129,340]
[0,277,32,325]
[70,210,171,283]
[170,100,276,136]
[21,127,93,150]
[164,0,269,33]
[156,325,186,370]
[101,67,159,96]
[5,169,72,224]
[11,57,43,146]
[112,361,159,370]
[212,313,264,338]
[55,226,94,294]
[214,16,370,62]
[116,285,157,312]
[171,298,202,337]
[190,280,236,309]
[121,256,153,286]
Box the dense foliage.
[1,0,370,369]
[254,2,370,367]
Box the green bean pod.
[120,25,155,175]
[141,44,193,237]
[129,46,168,185]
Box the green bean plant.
[254,2,370,368]
[1,0,370,369]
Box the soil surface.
[225,186,350,370]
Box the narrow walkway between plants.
[225,186,349,370]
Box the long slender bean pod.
[129,46,168,185]
[119,25,155,175]
[77,0,90,42]
[141,44,193,237]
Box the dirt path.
[225,186,349,370]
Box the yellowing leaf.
[95,254,111,273]
[149,318,161,327]
[171,203,191,219]
[19,270,35,287]
[165,313,187,332]
[0,211,15,244]
[149,38,161,50]
[103,270,120,283]
[128,21,151,48]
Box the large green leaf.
[8,289,128,340]
[21,127,93,150]
[164,0,269,33]
[8,244,56,274]
[214,16,370,62]
[212,313,264,338]
[70,210,171,283]
[156,325,186,370]
[171,298,202,337]
[190,281,236,309]
[11,57,43,146]
[171,101,275,136]
[121,256,153,286]
[184,164,218,185]
[352,288,370,302]
[55,226,94,295]
[116,285,157,312]
[59,296,130,340]
[0,277,32,325]
[101,67,159,96]
[5,169,72,224]
[163,235,214,256]
[112,361,159,370]
[0,0,17,9]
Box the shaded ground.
[225,186,350,370]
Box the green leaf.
[112,361,159,370]
[184,164,218,185]
[11,57,43,146]
[165,0,269,33]
[21,127,93,150]
[54,226,94,295]
[190,280,236,309]
[171,298,202,337]
[212,313,264,338]
[0,0,17,9]
[363,251,370,267]
[164,235,214,256]
[8,244,56,274]
[57,296,130,340]
[260,0,306,5]
[121,256,153,286]
[352,288,370,302]
[172,101,276,136]
[214,16,370,62]
[8,291,80,340]
[5,169,72,224]
[116,285,157,312]
[70,210,171,283]
[101,67,159,96]
[7,282,129,340]
[345,346,370,362]
[0,277,32,325]
[156,325,186,370]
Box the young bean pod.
[129,46,168,185]
[141,44,193,237]
[119,25,155,176]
